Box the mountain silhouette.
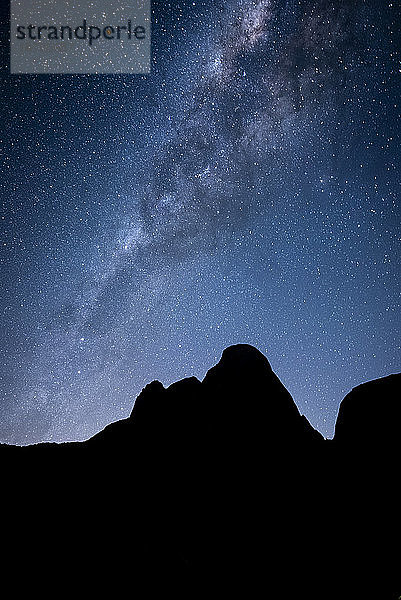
[334,373,401,451]
[1,344,399,598]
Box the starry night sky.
[1,0,400,444]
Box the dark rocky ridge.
[1,344,400,598]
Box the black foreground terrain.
[1,345,400,598]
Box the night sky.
[1,0,400,444]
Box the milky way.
[1,0,400,443]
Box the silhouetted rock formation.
[203,344,324,448]
[1,345,400,599]
[334,373,400,451]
